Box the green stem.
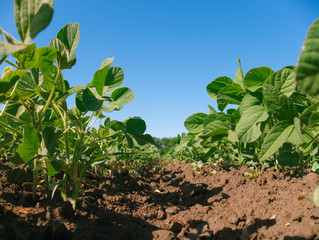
[33,158,38,203]
[38,67,61,124]
[0,121,23,136]
[303,128,319,145]
[0,79,20,120]
[4,59,20,69]
[0,56,7,65]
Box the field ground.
[0,160,319,240]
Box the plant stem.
[0,79,20,120]
[38,67,61,124]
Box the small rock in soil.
[165,206,178,215]
[152,229,176,240]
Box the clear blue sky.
[1,1,319,138]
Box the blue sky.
[1,1,319,138]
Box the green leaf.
[300,102,319,118]
[259,121,294,162]
[132,134,155,146]
[75,91,87,112]
[18,127,40,163]
[0,39,27,56]
[296,18,319,99]
[16,68,43,99]
[309,112,319,127]
[126,118,146,135]
[235,58,244,89]
[287,118,304,146]
[208,104,217,115]
[50,37,75,69]
[57,23,80,61]
[202,120,229,138]
[0,69,27,94]
[14,46,56,70]
[0,27,27,56]
[228,130,239,142]
[43,126,62,156]
[82,88,103,111]
[263,83,296,122]
[48,160,63,176]
[217,83,245,105]
[239,92,263,115]
[103,87,134,112]
[265,67,296,97]
[207,76,234,100]
[184,113,207,133]
[34,47,57,69]
[244,67,274,92]
[102,67,124,96]
[236,105,269,143]
[92,58,114,96]
[14,0,54,43]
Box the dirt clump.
[0,160,319,239]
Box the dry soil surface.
[0,160,319,240]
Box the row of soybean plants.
[174,18,319,174]
[0,0,155,209]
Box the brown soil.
[0,160,319,240]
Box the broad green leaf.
[259,121,294,162]
[50,38,75,69]
[300,102,319,118]
[14,46,56,70]
[43,126,62,156]
[217,83,245,105]
[34,47,57,69]
[217,98,228,111]
[61,84,86,100]
[104,117,111,131]
[228,130,239,142]
[132,134,155,146]
[287,118,304,145]
[48,160,63,176]
[263,83,296,122]
[92,58,114,96]
[126,118,146,135]
[20,68,43,89]
[102,67,124,96]
[235,105,268,143]
[102,87,134,112]
[14,0,54,43]
[265,67,296,97]
[239,92,263,115]
[309,112,319,127]
[18,127,40,163]
[57,23,80,61]
[203,114,217,126]
[202,120,229,138]
[296,18,319,99]
[244,67,274,92]
[184,113,207,133]
[0,69,27,94]
[235,58,244,89]
[207,76,234,100]
[75,91,86,112]
[0,39,27,56]
[208,104,217,115]
[82,88,103,111]
[231,109,241,125]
